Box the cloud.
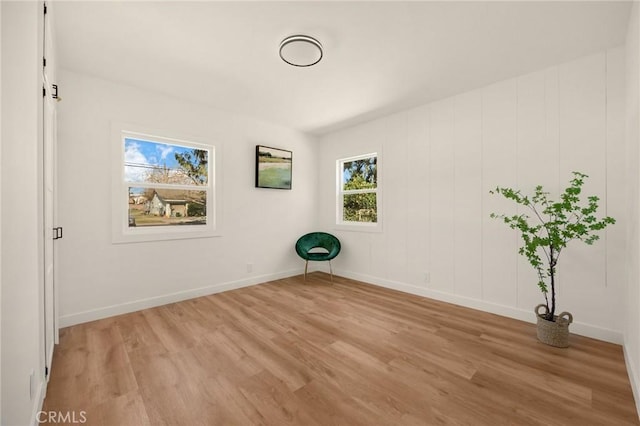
[158,144,174,161]
[124,141,150,182]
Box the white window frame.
[111,123,221,243]
[336,152,382,232]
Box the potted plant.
[490,172,615,347]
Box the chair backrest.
[295,232,341,260]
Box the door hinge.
[45,366,49,377]
[53,227,63,240]
[42,85,46,97]
[43,57,47,67]
[52,84,58,99]
[44,3,47,15]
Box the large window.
[113,128,217,243]
[337,153,379,229]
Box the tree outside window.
[338,154,378,224]
[124,136,211,228]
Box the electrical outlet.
[424,271,430,284]
[246,263,253,273]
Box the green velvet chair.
[295,232,341,281]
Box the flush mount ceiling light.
[279,35,323,67]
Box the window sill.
[112,224,221,244]
[335,222,382,233]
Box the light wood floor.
[42,273,638,425]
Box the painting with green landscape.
[255,145,292,190]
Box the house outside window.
[113,128,218,243]
[336,153,381,231]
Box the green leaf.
[489,171,614,310]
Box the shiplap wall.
[319,48,626,343]
[624,1,640,414]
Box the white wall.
[0,0,4,416]
[319,48,626,344]
[625,1,640,415]
[1,2,47,425]
[56,70,318,326]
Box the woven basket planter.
[535,304,573,348]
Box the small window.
[113,129,218,243]
[337,153,380,229]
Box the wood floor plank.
[219,322,313,391]
[237,370,320,426]
[41,272,639,425]
[293,378,383,426]
[89,391,151,426]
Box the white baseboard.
[335,268,623,345]
[624,342,640,421]
[47,341,54,379]
[58,269,303,328]
[58,265,624,344]
[30,380,45,426]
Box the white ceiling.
[54,1,632,135]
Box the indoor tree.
[490,172,615,321]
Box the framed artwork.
[255,145,292,190]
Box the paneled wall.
[319,48,626,343]
[624,1,640,413]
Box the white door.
[43,1,58,378]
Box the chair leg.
[329,260,333,283]
[304,260,308,281]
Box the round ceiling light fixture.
[279,35,323,67]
